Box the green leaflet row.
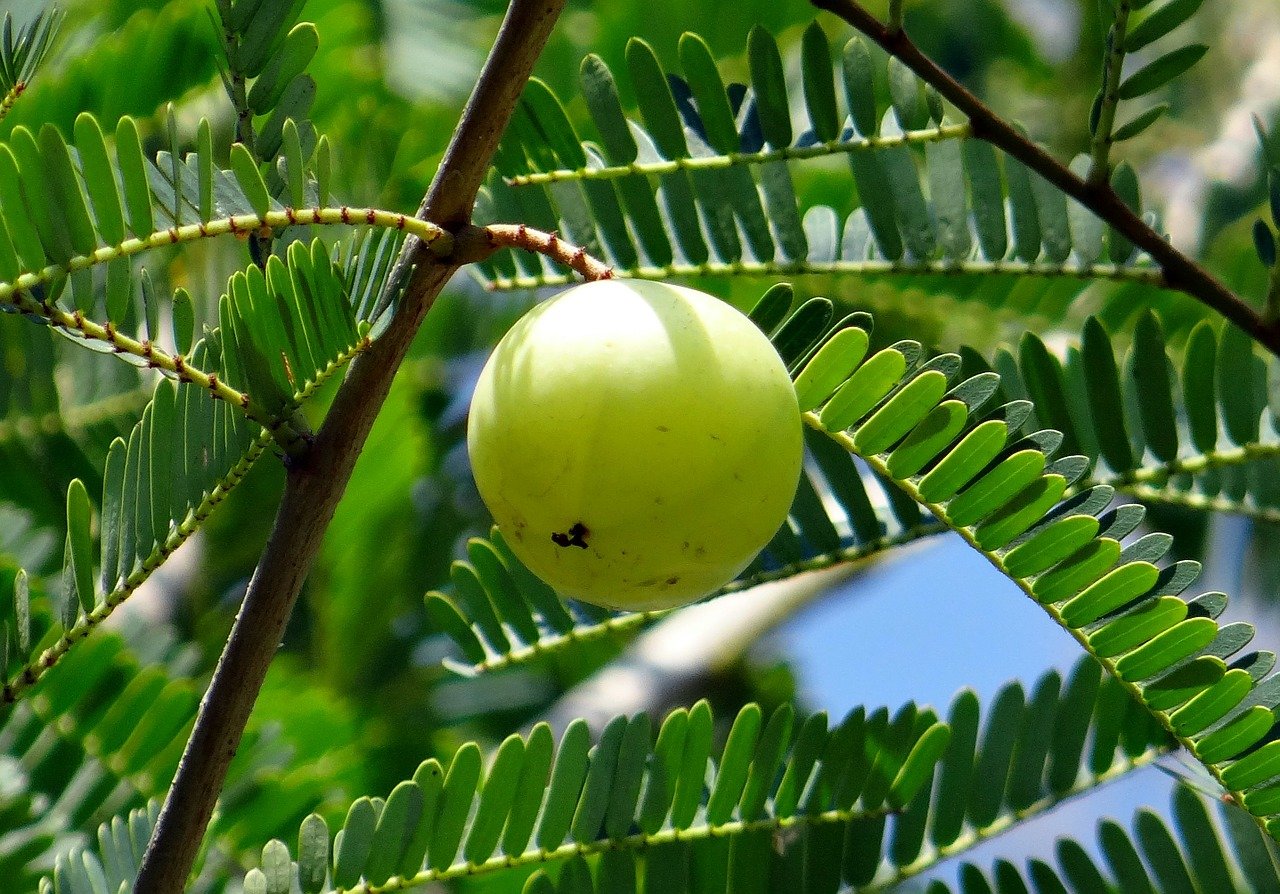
[488,658,1176,894]
[1090,0,1209,151]
[0,234,403,705]
[0,311,145,534]
[220,698,945,893]
[994,311,1280,523]
[436,289,1280,841]
[0,584,335,892]
[0,107,328,317]
[51,658,1208,893]
[215,0,320,165]
[518,785,1280,894]
[51,700,948,893]
[790,304,1280,839]
[471,26,1158,290]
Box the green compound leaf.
[227,701,946,893]
[791,306,1280,844]
[3,238,395,707]
[475,30,1163,293]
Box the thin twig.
[811,0,1280,357]
[482,224,615,281]
[217,5,268,265]
[1088,0,1132,184]
[481,255,1165,292]
[133,1,568,890]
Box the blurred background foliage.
[1,0,1279,887]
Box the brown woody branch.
[133,1,568,890]
[812,0,1280,357]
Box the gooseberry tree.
[2,0,1280,892]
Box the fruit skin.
[467,279,803,611]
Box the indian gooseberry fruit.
[467,279,803,611]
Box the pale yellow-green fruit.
[467,279,803,611]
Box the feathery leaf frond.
[787,304,1280,840]
[518,785,1279,894]
[214,0,314,155]
[217,699,947,894]
[66,658,1183,894]
[471,28,1163,295]
[2,239,394,705]
[991,314,1280,522]
[0,113,446,327]
[0,571,336,889]
[1087,0,1207,179]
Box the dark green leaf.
[1125,0,1205,52]
[1118,44,1208,99]
[1113,104,1169,142]
[801,22,838,143]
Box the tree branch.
[134,1,567,890]
[811,0,1280,357]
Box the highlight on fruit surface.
[466,279,803,611]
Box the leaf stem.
[1089,441,1280,492]
[0,207,453,310]
[504,120,971,185]
[0,81,25,123]
[482,255,1164,291]
[480,224,615,281]
[1126,485,1280,524]
[810,0,1280,358]
[133,1,569,890]
[1089,0,1132,184]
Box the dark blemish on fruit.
[657,425,670,432]
[666,576,680,585]
[551,521,590,549]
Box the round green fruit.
[467,279,803,611]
